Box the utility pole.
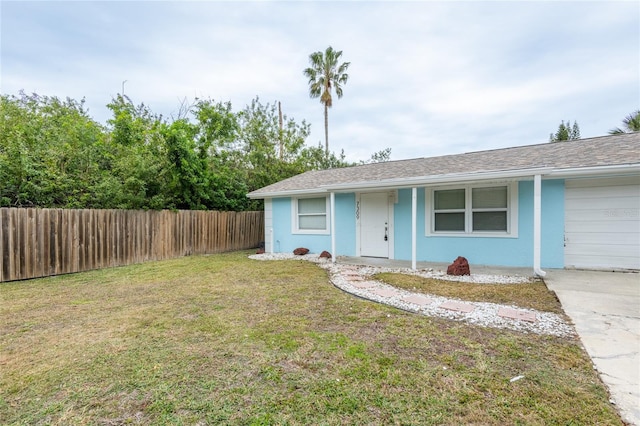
[122,80,127,96]
[278,101,284,160]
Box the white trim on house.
[330,192,336,263]
[264,199,273,253]
[331,164,637,194]
[547,164,640,178]
[533,174,546,277]
[411,187,417,270]
[250,188,330,199]
[321,167,552,193]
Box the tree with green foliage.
[1,90,386,211]
[609,110,640,134]
[362,148,392,164]
[549,120,580,142]
[0,92,106,207]
[304,46,350,156]
[295,144,351,173]
[191,98,246,210]
[235,98,310,199]
[193,98,238,157]
[102,95,171,209]
[162,119,210,210]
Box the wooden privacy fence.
[0,208,264,283]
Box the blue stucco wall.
[270,194,356,255]
[392,180,565,268]
[335,193,357,256]
[269,180,565,267]
[539,180,565,267]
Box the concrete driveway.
[544,270,640,425]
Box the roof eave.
[546,163,640,178]
[323,164,640,192]
[247,188,328,199]
[247,163,640,199]
[321,167,554,192]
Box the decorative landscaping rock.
[293,247,309,255]
[447,256,470,276]
[319,250,332,259]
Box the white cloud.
[1,1,638,161]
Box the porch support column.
[412,187,417,270]
[533,174,546,277]
[330,192,336,263]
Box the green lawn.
[0,251,622,425]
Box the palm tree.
[304,46,350,156]
[609,110,640,134]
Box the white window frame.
[425,182,518,238]
[292,196,331,235]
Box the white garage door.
[565,176,640,270]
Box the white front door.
[360,192,390,258]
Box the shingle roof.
[248,133,640,198]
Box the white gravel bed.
[249,253,532,284]
[347,265,534,284]
[248,253,575,337]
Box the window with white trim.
[292,196,330,234]
[427,183,517,237]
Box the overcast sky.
[1,1,638,162]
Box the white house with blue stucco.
[248,133,640,275]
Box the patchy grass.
[0,251,621,425]
[375,273,564,314]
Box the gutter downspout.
[412,187,417,270]
[533,174,546,277]
[330,192,336,263]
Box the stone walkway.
[320,261,575,337]
[250,253,575,338]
